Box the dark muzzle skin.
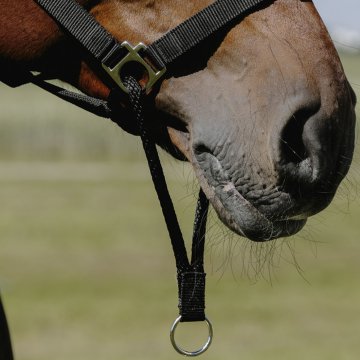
[155,0,357,241]
[193,148,307,241]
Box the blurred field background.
[0,52,359,360]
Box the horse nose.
[275,101,339,188]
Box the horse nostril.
[278,106,329,186]
[193,143,213,156]
[280,109,311,165]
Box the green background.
[0,52,359,360]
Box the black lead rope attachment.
[172,190,212,357]
[178,189,209,322]
[124,76,212,356]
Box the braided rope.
[125,76,190,272]
[124,76,209,321]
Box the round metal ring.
[170,316,213,357]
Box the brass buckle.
[101,41,166,94]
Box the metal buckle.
[101,41,166,94]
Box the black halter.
[0,0,273,357]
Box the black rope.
[125,76,189,272]
[178,190,209,322]
[125,76,209,322]
[191,189,209,273]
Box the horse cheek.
[78,62,110,99]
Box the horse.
[0,0,357,358]
[0,0,357,240]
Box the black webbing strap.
[0,61,35,89]
[125,76,209,322]
[0,62,112,119]
[35,0,125,67]
[33,0,272,92]
[145,0,271,69]
[31,74,112,118]
[1,0,274,122]
[0,296,13,360]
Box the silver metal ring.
[170,316,213,357]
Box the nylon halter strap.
[4,0,272,122]
[1,0,271,356]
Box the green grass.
[0,161,359,360]
[0,53,359,360]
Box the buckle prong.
[102,41,166,94]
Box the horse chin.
[192,158,307,242]
[210,184,307,242]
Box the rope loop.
[125,75,212,355]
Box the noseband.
[1,0,273,357]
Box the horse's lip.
[191,151,307,241]
[212,181,307,241]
